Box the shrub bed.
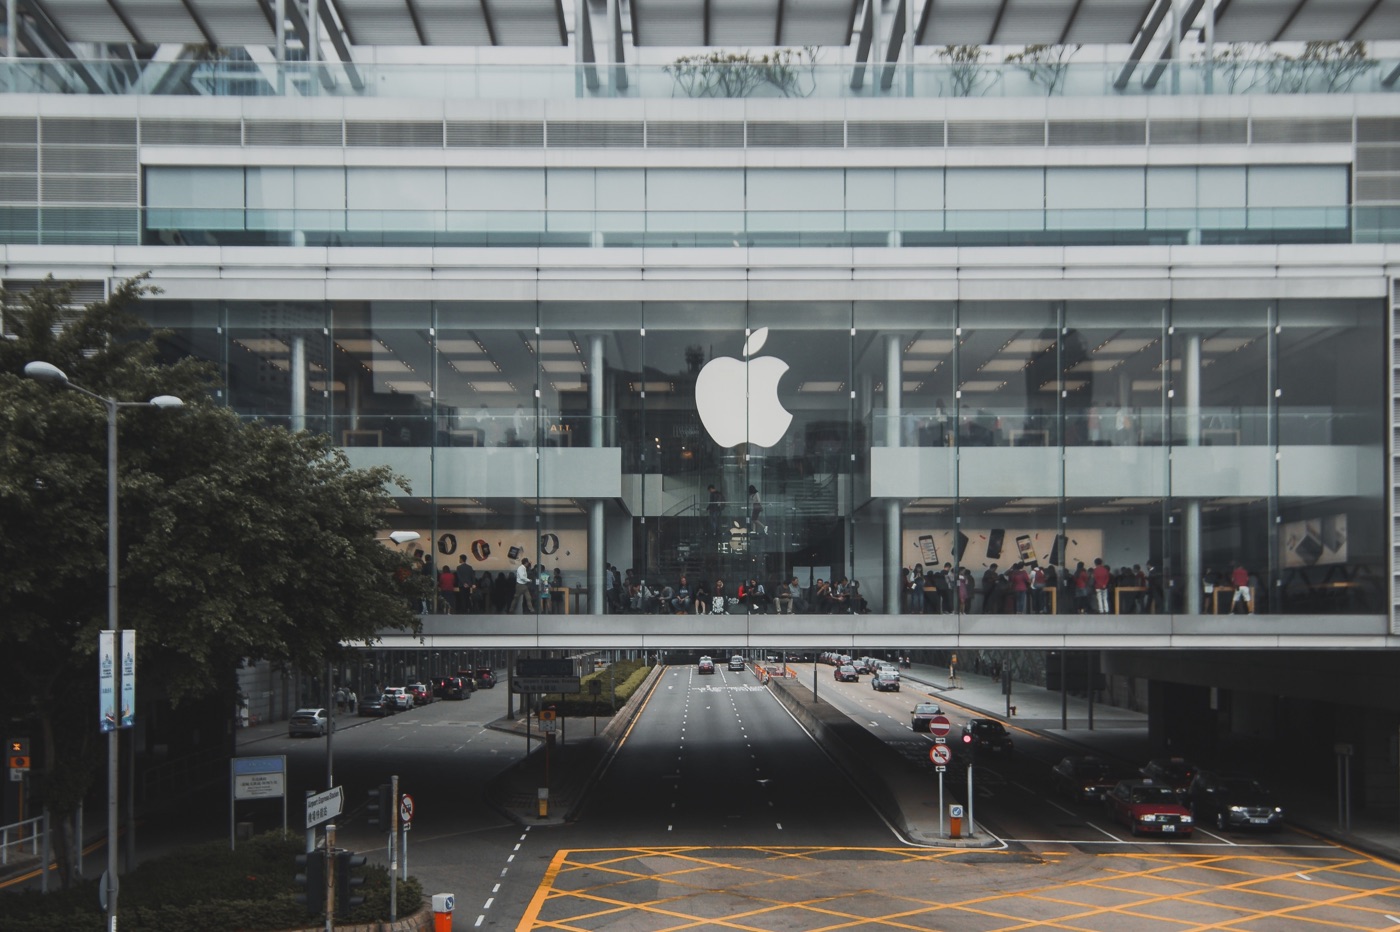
[538,659,654,716]
[5,831,423,932]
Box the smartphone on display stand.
[917,534,939,566]
[986,529,1004,560]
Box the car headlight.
[1228,806,1245,814]
[1274,807,1283,814]
[1140,814,1158,822]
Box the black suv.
[1187,770,1284,831]
[960,718,1013,753]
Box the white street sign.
[306,787,343,828]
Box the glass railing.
[237,413,610,448]
[3,57,1397,100]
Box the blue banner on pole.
[120,630,135,729]
[99,631,116,733]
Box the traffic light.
[961,730,977,762]
[335,850,368,913]
[366,783,392,828]
[294,850,326,915]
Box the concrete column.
[886,334,902,447]
[885,499,902,614]
[1183,331,1202,613]
[290,335,306,433]
[589,335,604,448]
[589,500,605,615]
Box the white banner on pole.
[120,629,135,729]
[99,630,116,733]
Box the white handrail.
[0,815,44,866]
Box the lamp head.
[149,395,184,409]
[388,531,421,545]
[24,361,69,384]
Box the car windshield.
[1132,786,1179,803]
[915,704,939,714]
[980,721,1006,735]
[1221,778,1269,796]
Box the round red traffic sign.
[930,745,952,766]
[929,715,951,737]
[399,793,414,823]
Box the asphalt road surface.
[238,667,1400,931]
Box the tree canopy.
[0,276,422,825]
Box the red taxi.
[1104,779,1194,837]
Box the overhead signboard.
[512,677,581,694]
[516,659,575,678]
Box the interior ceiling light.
[902,381,924,392]
[541,360,586,374]
[1202,336,1255,353]
[334,339,378,354]
[1077,506,1131,514]
[383,380,431,393]
[1001,338,1054,354]
[469,381,517,393]
[902,359,939,373]
[448,360,501,373]
[1155,358,1214,372]
[1046,379,1089,391]
[1008,498,1059,506]
[531,498,577,506]
[364,360,414,374]
[436,339,485,353]
[536,339,579,354]
[1068,359,1124,372]
[986,506,1039,513]
[308,380,346,392]
[958,380,1006,392]
[799,381,845,393]
[1108,498,1162,505]
[903,506,947,514]
[980,359,1027,372]
[1094,338,1156,355]
[552,381,588,392]
[233,338,289,354]
[628,381,673,392]
[1131,379,1163,392]
[906,338,954,354]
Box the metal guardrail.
[0,815,44,866]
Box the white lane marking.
[500,868,508,877]
[507,854,515,863]
[1384,915,1400,924]
[668,824,673,831]
[776,823,783,830]
[1086,821,1120,840]
[520,833,527,840]
[492,884,500,893]
[1297,873,1311,880]
[484,897,494,909]
[475,916,484,927]
[513,843,521,851]
[1199,828,1238,845]
[1045,799,1077,817]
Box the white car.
[384,686,413,710]
[728,655,745,671]
[288,708,329,737]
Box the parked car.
[961,718,1014,753]
[407,682,433,705]
[728,655,745,671]
[358,694,393,717]
[384,686,413,711]
[288,708,330,737]
[1105,779,1194,837]
[910,702,944,732]
[698,656,715,674]
[834,664,859,682]
[433,676,466,700]
[1051,755,1121,802]
[1188,771,1284,831]
[474,667,498,689]
[1140,757,1198,794]
[871,669,901,692]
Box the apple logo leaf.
[743,328,769,358]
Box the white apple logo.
[695,327,792,448]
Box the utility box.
[431,893,454,932]
[949,804,964,839]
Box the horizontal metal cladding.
[40,175,138,203]
[41,117,137,146]
[0,175,38,201]
[446,120,545,147]
[0,145,39,173]
[1250,117,1354,145]
[1047,119,1146,146]
[1148,118,1248,145]
[1359,117,1400,143]
[1356,145,1400,173]
[1,279,108,304]
[0,118,39,145]
[846,120,944,147]
[347,120,445,147]
[140,119,244,146]
[948,120,1045,146]
[745,120,845,147]
[546,120,644,147]
[242,120,344,146]
[644,120,745,147]
[1356,174,1400,202]
[41,146,138,174]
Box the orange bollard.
[432,893,454,931]
[949,815,962,839]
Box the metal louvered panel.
[41,146,137,173]
[1360,118,1400,143]
[140,119,243,146]
[0,175,38,202]
[446,121,545,147]
[347,121,444,147]
[948,121,1044,146]
[1047,120,1145,146]
[487,0,568,45]
[244,121,344,146]
[1251,118,1353,145]
[1357,146,1400,173]
[746,121,844,147]
[2,278,108,304]
[546,121,644,147]
[41,175,138,204]
[1358,175,1400,203]
[413,0,492,45]
[846,121,943,147]
[1148,118,1248,145]
[0,118,38,144]
[646,121,745,147]
[0,146,38,172]
[42,117,137,145]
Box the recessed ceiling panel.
[336,0,427,45]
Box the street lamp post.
[24,361,182,932]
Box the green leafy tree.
[0,276,424,887]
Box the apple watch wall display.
[694,327,793,449]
